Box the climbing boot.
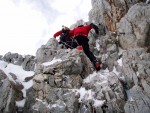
[93,60,101,71]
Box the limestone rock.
[122,48,150,113]
[2,52,24,65]
[22,55,36,71]
[89,0,143,32]
[36,38,58,63]
[0,79,16,113]
[117,3,150,49]
[124,85,150,113]
[0,69,7,80]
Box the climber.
[53,26,77,49]
[69,23,101,71]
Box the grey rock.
[50,100,66,113]
[9,80,24,101]
[0,69,7,81]
[25,85,79,113]
[89,0,143,32]
[32,100,50,113]
[122,48,150,88]
[0,55,2,60]
[2,52,24,65]
[9,72,17,80]
[8,73,24,101]
[121,48,150,113]
[124,85,150,113]
[33,74,47,91]
[24,75,35,82]
[0,79,16,113]
[15,55,24,65]
[117,3,150,49]
[36,38,58,63]
[34,63,44,74]
[23,87,36,113]
[1,52,36,72]
[22,55,36,71]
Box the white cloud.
[0,0,91,56]
[50,0,81,13]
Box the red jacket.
[53,30,62,38]
[53,30,73,38]
[69,25,93,37]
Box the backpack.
[60,29,70,42]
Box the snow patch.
[42,58,62,66]
[1,63,34,81]
[96,39,100,51]
[0,60,8,68]
[136,72,139,77]
[16,99,25,107]
[51,104,64,108]
[0,60,34,106]
[76,87,94,102]
[118,47,126,56]
[93,100,105,107]
[73,87,105,107]
[83,70,109,83]
[117,58,122,66]
[22,80,33,97]
[101,54,108,62]
[112,67,119,76]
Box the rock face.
[122,48,150,113]
[117,3,150,49]
[0,70,16,113]
[89,0,144,32]
[36,38,59,63]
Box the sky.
[0,0,92,56]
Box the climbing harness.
[59,40,74,49]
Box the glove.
[90,23,99,34]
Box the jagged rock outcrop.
[89,0,145,32]
[22,55,36,71]
[3,52,24,65]
[2,52,36,71]
[117,3,150,49]
[36,38,59,63]
[0,58,35,113]
[121,48,150,113]
[24,38,94,113]
[0,69,16,113]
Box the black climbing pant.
[74,36,97,63]
[59,36,77,49]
